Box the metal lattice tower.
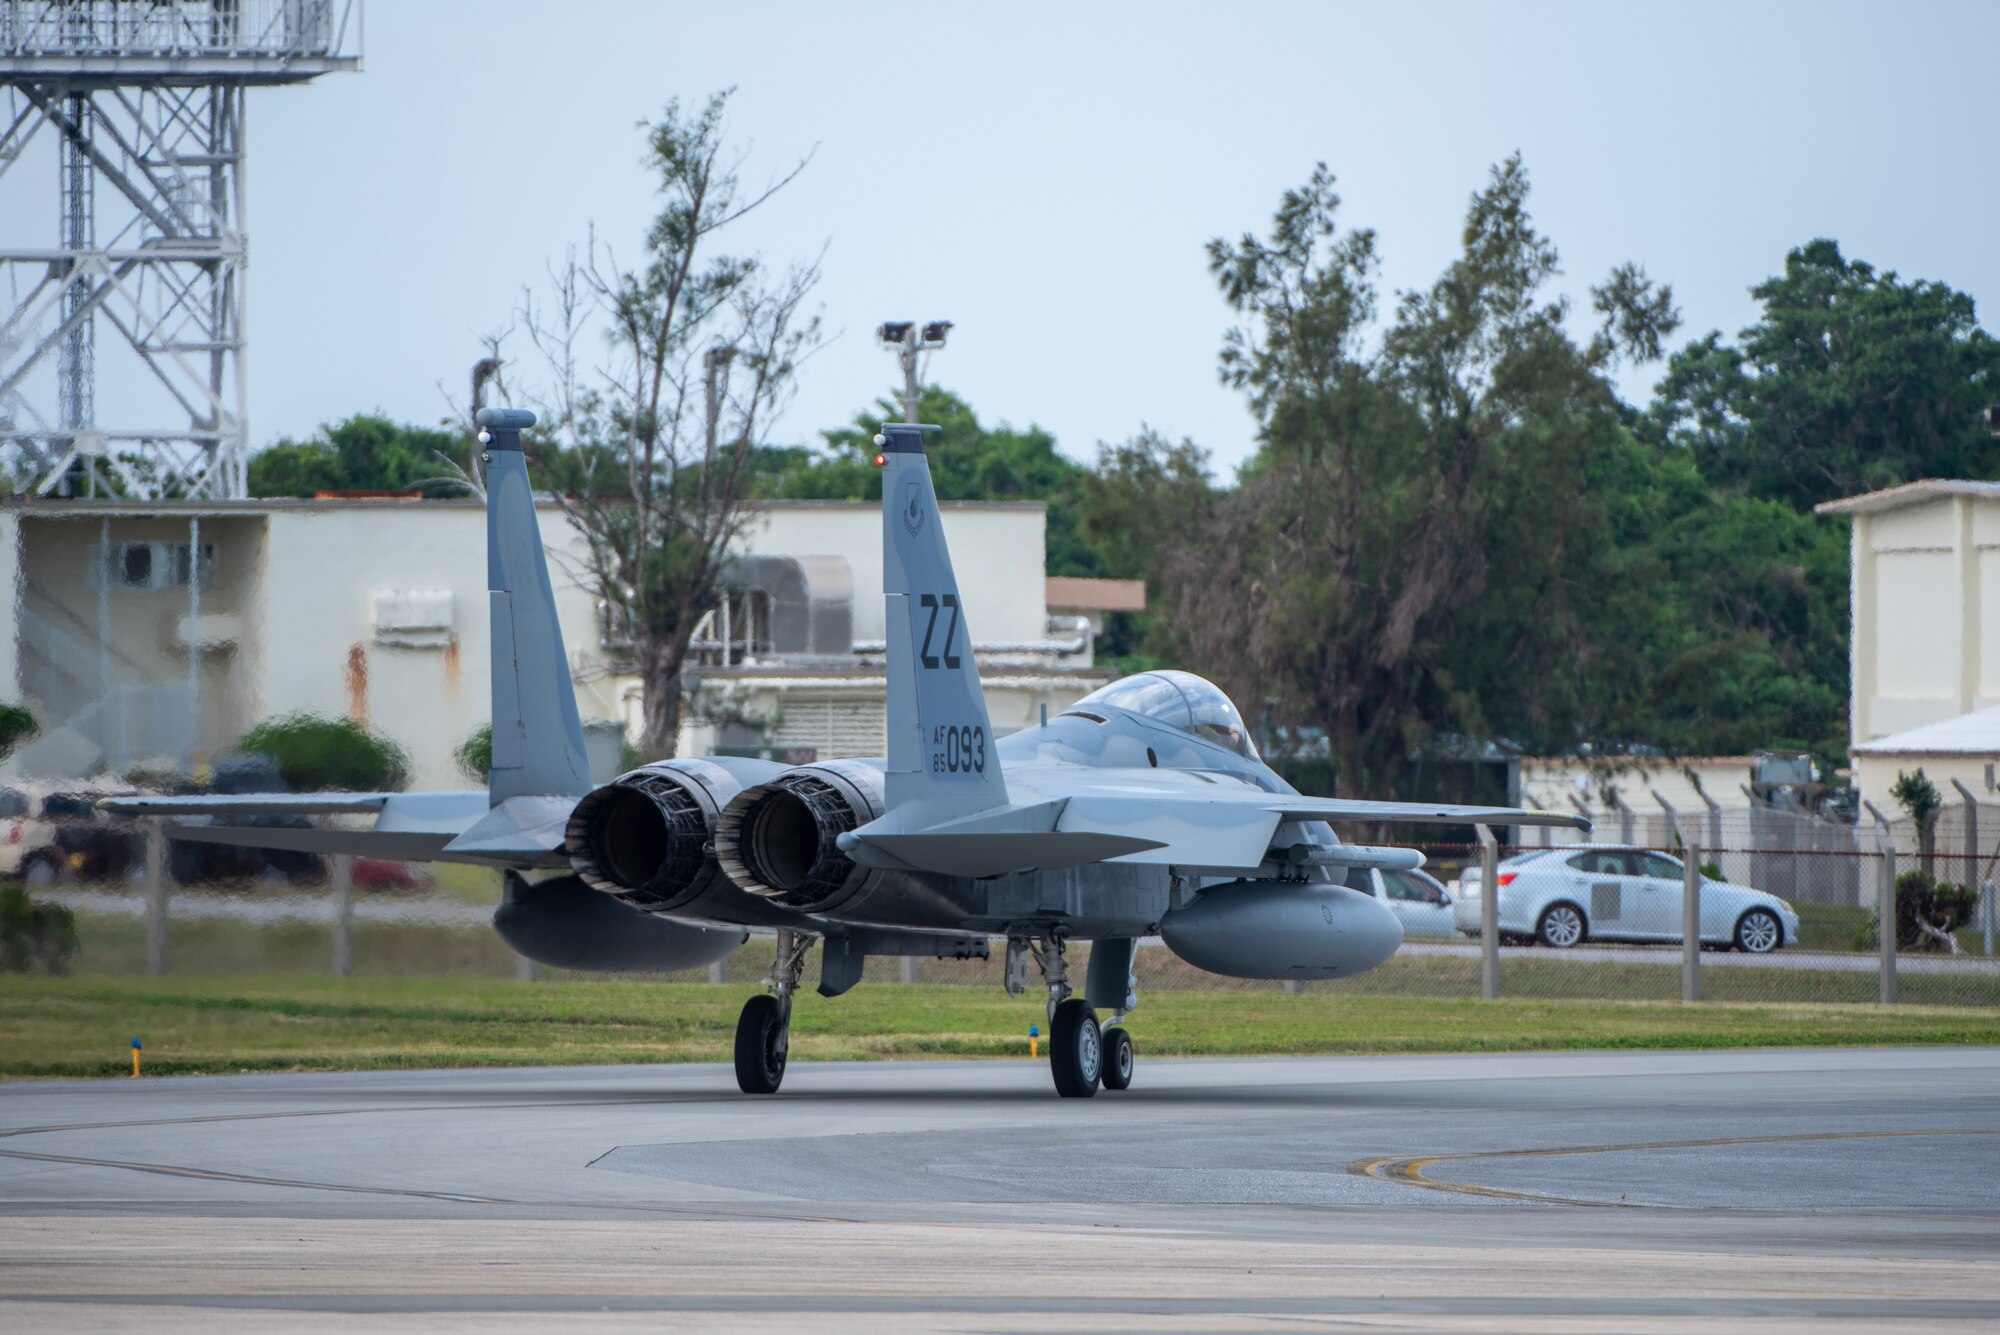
[0,2,359,498]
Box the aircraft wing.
[98,791,573,870]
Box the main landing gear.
[735,929,815,1095]
[1008,933,1137,1098]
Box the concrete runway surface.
[2,1047,1998,1332]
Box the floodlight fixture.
[879,317,956,423]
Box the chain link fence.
[12,807,1999,1009]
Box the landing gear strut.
[1010,932,1104,1098]
[735,929,815,1095]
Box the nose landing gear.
[1008,932,1138,1098]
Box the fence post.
[1878,838,1898,1006]
[900,956,919,984]
[1610,790,1636,846]
[1682,839,1702,1003]
[330,854,354,978]
[1568,793,1594,842]
[1651,788,1680,851]
[1477,823,1499,1001]
[1688,772,1725,856]
[1952,778,1980,887]
[708,957,728,984]
[144,817,170,978]
[1983,881,1996,959]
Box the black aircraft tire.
[734,994,788,1095]
[1101,1026,1134,1091]
[1049,998,1102,1098]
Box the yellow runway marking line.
[1349,1128,2000,1207]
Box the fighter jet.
[108,408,1586,1098]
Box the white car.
[1453,846,1799,953]
[1356,865,1459,937]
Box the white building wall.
[734,502,1048,643]
[1846,492,2000,744]
[257,502,616,790]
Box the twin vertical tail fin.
[477,408,593,805]
[877,423,1009,825]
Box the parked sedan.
[1453,846,1799,953]
[1357,865,1459,937]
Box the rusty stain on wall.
[345,642,368,723]
[442,634,461,703]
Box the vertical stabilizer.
[478,408,592,805]
[878,423,1010,824]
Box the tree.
[238,713,411,792]
[1891,767,1943,875]
[1649,239,2000,509]
[1158,157,1679,798]
[769,386,1106,576]
[0,703,36,761]
[518,91,823,755]
[455,725,493,786]
[1590,435,1849,757]
[249,415,472,498]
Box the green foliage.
[455,725,493,786]
[1699,861,1724,881]
[1649,238,2000,509]
[768,386,1108,576]
[1891,768,1943,829]
[238,712,412,792]
[249,415,473,498]
[0,702,37,760]
[1591,436,1849,756]
[1855,870,1978,952]
[1157,156,1684,795]
[0,884,77,974]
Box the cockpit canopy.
[1067,670,1259,758]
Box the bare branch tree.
[513,91,823,756]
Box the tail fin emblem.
[902,481,926,536]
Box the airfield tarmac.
[1,1047,1997,1332]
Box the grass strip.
[2,973,1996,1080]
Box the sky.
[10,0,2000,475]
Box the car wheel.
[1734,909,1782,954]
[1536,902,1586,949]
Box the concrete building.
[1816,479,2000,810]
[0,496,1120,790]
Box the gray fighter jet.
[108,409,1586,1098]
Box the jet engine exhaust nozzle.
[564,767,716,908]
[715,767,881,910]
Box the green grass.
[4,972,1998,1080]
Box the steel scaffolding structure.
[0,2,359,497]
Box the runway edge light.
[131,1036,141,1078]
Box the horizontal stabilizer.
[440,795,577,861]
[108,790,567,870]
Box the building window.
[95,541,215,591]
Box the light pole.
[877,321,953,423]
